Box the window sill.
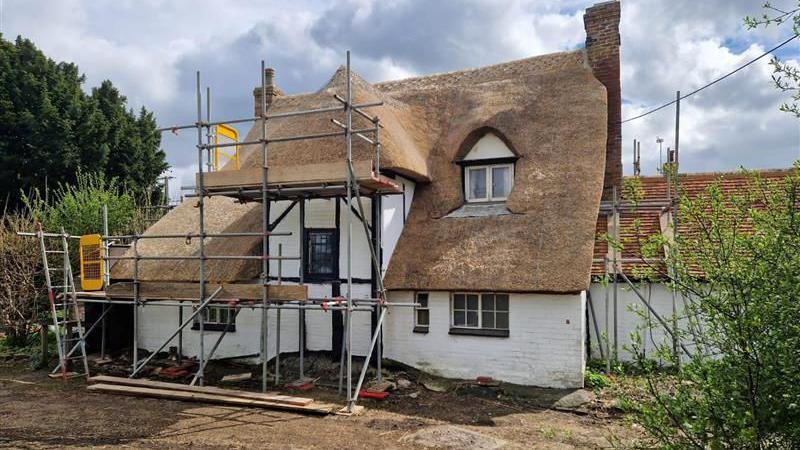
[191,323,236,333]
[413,326,429,334]
[449,327,508,338]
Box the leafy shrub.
[23,171,140,236]
[618,166,800,449]
[584,368,611,390]
[0,212,45,345]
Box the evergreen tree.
[0,35,167,207]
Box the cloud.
[620,0,800,174]
[3,0,799,177]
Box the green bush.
[584,368,611,390]
[23,171,140,236]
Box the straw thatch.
[381,50,608,293]
[236,68,430,181]
[114,48,609,293]
[111,196,263,282]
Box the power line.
[621,33,800,124]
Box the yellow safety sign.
[214,124,240,170]
[79,234,104,291]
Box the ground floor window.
[304,228,338,281]
[450,293,509,337]
[192,306,237,332]
[414,292,429,333]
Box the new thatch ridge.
[113,48,609,293]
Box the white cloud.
[3,0,799,176]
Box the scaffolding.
[28,51,416,414]
[589,133,691,371]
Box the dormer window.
[459,132,517,203]
[466,164,513,202]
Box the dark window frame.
[303,228,339,282]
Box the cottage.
[108,0,622,389]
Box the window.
[304,229,337,280]
[465,164,513,202]
[193,306,236,332]
[414,292,430,333]
[450,293,509,337]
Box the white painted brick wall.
[137,304,299,361]
[384,291,586,388]
[588,282,695,362]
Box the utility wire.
[621,33,800,124]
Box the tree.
[0,35,167,207]
[745,3,800,116]
[619,167,800,449]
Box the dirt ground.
[0,361,639,449]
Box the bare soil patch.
[0,359,638,449]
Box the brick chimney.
[253,68,276,117]
[584,0,621,200]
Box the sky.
[2,0,800,201]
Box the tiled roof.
[592,168,795,278]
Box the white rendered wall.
[588,282,692,362]
[381,176,414,273]
[137,304,299,361]
[138,176,415,360]
[136,292,376,359]
[383,291,586,388]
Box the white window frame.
[465,163,514,203]
[194,306,236,327]
[414,292,430,328]
[450,292,509,330]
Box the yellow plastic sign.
[79,234,104,291]
[214,124,240,170]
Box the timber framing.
[104,281,308,302]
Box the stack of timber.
[87,376,337,415]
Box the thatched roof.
[238,68,430,181]
[113,49,609,293]
[381,50,608,293]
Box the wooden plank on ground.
[105,282,307,302]
[87,383,337,415]
[88,376,313,406]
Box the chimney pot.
[254,67,277,117]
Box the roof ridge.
[629,167,795,181]
[374,48,585,90]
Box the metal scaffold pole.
[195,71,207,386]
[132,233,139,373]
[298,199,306,379]
[672,90,681,365]
[260,61,271,393]
[345,50,354,412]
[101,204,109,360]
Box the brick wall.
[253,68,276,117]
[584,1,622,200]
[384,291,586,388]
